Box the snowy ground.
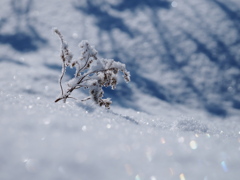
[0,0,240,180]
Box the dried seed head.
[54,30,130,108]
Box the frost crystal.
[54,29,130,108]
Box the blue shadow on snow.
[0,0,47,52]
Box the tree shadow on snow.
[0,0,47,52]
[0,56,29,66]
[73,0,172,112]
[73,0,240,117]
[110,0,171,11]
[212,0,240,34]
[181,0,240,115]
[74,1,134,38]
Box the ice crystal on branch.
[54,29,130,108]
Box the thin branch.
[55,97,63,103]
[54,29,69,97]
[81,96,91,101]
[75,53,90,77]
[54,29,65,45]
[55,68,115,103]
[59,51,66,96]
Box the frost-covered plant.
[54,29,130,108]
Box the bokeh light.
[189,141,198,150]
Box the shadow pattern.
[72,0,240,117]
[0,0,47,52]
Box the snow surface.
[0,0,240,179]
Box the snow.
[1,93,240,180]
[0,0,240,179]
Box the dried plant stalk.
[54,28,130,108]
